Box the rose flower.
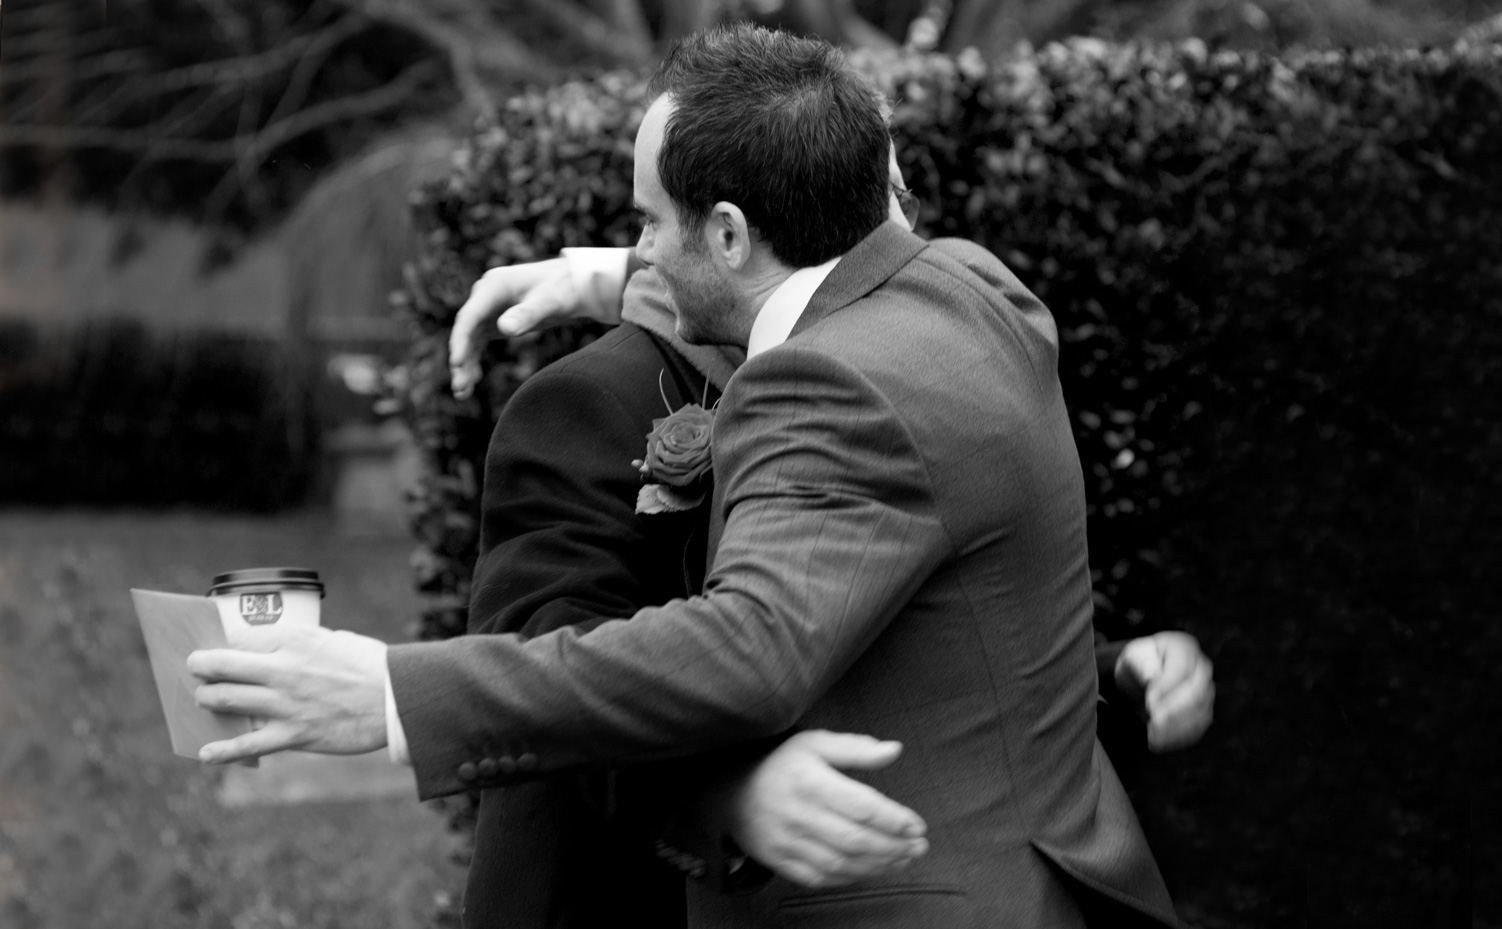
[642,405,714,488]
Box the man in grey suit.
[192,23,1177,927]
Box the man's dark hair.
[646,24,891,267]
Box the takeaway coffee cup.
[208,567,325,637]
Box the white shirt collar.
[746,256,841,358]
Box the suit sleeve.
[390,345,952,800]
[468,366,676,640]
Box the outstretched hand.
[728,730,929,888]
[1115,631,1216,752]
[448,258,578,398]
[187,624,391,764]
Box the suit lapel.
[706,480,727,577]
[788,221,928,341]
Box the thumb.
[497,293,560,336]
[796,730,904,771]
[1117,637,1164,696]
[497,275,583,336]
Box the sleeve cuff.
[560,247,631,323]
[384,656,412,767]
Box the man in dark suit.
[193,24,1183,927]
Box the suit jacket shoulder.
[470,322,714,639]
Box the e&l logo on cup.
[239,592,284,626]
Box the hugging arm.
[388,346,950,784]
[448,249,638,398]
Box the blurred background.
[2,1,1499,927]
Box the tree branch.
[0,125,239,161]
[518,0,656,66]
[329,0,566,118]
[2,14,371,129]
[0,48,149,85]
[0,58,443,164]
[201,57,445,220]
[132,16,371,96]
[589,0,656,60]
[237,57,445,162]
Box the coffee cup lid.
[208,567,325,598]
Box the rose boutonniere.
[633,373,715,515]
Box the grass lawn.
[0,510,465,929]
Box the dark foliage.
[0,319,319,510]
[391,40,1502,925]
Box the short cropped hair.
[646,24,891,267]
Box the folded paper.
[131,589,257,766]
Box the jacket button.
[517,752,538,772]
[497,755,518,775]
[457,762,478,784]
[477,758,498,779]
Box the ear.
[704,202,753,270]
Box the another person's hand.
[1115,631,1215,752]
[449,258,577,398]
[728,730,928,888]
[187,624,391,764]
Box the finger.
[450,359,481,399]
[450,291,507,355]
[837,836,930,879]
[794,730,905,770]
[1144,632,1201,699]
[185,647,278,684]
[769,855,844,889]
[1147,654,1212,718]
[782,799,928,858]
[447,327,482,399]
[1116,637,1163,696]
[195,682,286,718]
[200,719,306,765]
[450,265,538,362]
[447,318,476,370]
[797,769,928,839]
[1148,667,1216,752]
[1146,647,1211,712]
[765,836,866,889]
[771,830,928,887]
[465,268,526,318]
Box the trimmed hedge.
[391,40,1502,926]
[0,319,319,510]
